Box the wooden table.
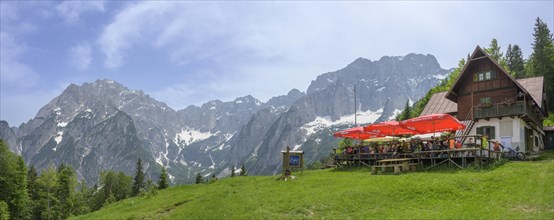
[372,158,411,174]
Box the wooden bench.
[371,164,402,174]
[408,163,418,172]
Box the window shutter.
[473,73,478,82]
[490,126,496,139]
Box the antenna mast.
[354,84,357,126]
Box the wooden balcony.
[473,101,542,127]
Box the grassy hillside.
[74,152,554,219]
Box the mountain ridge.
[1,53,449,184]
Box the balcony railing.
[473,101,542,127]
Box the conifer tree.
[93,170,132,210]
[14,157,30,219]
[0,200,8,220]
[529,17,554,110]
[210,173,217,183]
[132,158,145,196]
[240,164,247,176]
[231,166,236,177]
[195,173,203,184]
[505,44,526,78]
[399,100,412,121]
[158,167,169,190]
[485,38,504,63]
[57,165,76,219]
[0,140,29,219]
[27,165,41,219]
[73,179,91,216]
[114,172,132,200]
[37,165,59,220]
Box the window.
[477,126,495,139]
[480,97,491,105]
[474,70,497,82]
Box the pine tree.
[239,164,247,176]
[27,166,38,199]
[231,167,236,177]
[93,170,131,210]
[0,200,8,220]
[529,17,554,110]
[505,44,526,78]
[37,165,59,220]
[114,171,132,201]
[0,140,30,219]
[399,100,411,121]
[132,158,145,196]
[27,165,41,219]
[485,38,504,63]
[158,167,169,190]
[73,179,91,216]
[96,171,115,210]
[57,165,76,219]
[195,173,203,184]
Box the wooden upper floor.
[444,46,547,128]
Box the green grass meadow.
[73,152,554,219]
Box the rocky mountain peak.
[265,89,306,109]
[3,53,452,184]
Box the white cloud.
[0,86,65,126]
[0,32,39,88]
[69,42,92,70]
[55,1,104,24]
[96,1,553,109]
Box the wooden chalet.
[332,46,548,172]
[431,46,549,153]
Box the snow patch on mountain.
[301,108,384,136]
[58,122,68,127]
[337,108,384,125]
[174,127,218,145]
[389,109,403,120]
[209,154,215,169]
[54,131,63,145]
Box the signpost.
[279,146,304,180]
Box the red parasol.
[363,121,417,136]
[400,113,466,134]
[334,127,384,140]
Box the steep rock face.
[264,89,306,109]
[223,89,307,172]
[0,121,18,154]
[307,54,448,113]
[177,95,263,133]
[248,54,449,175]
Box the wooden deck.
[334,148,500,170]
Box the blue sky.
[1,1,553,126]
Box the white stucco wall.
[467,117,531,153]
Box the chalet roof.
[420,91,457,115]
[446,46,544,111]
[516,76,544,108]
